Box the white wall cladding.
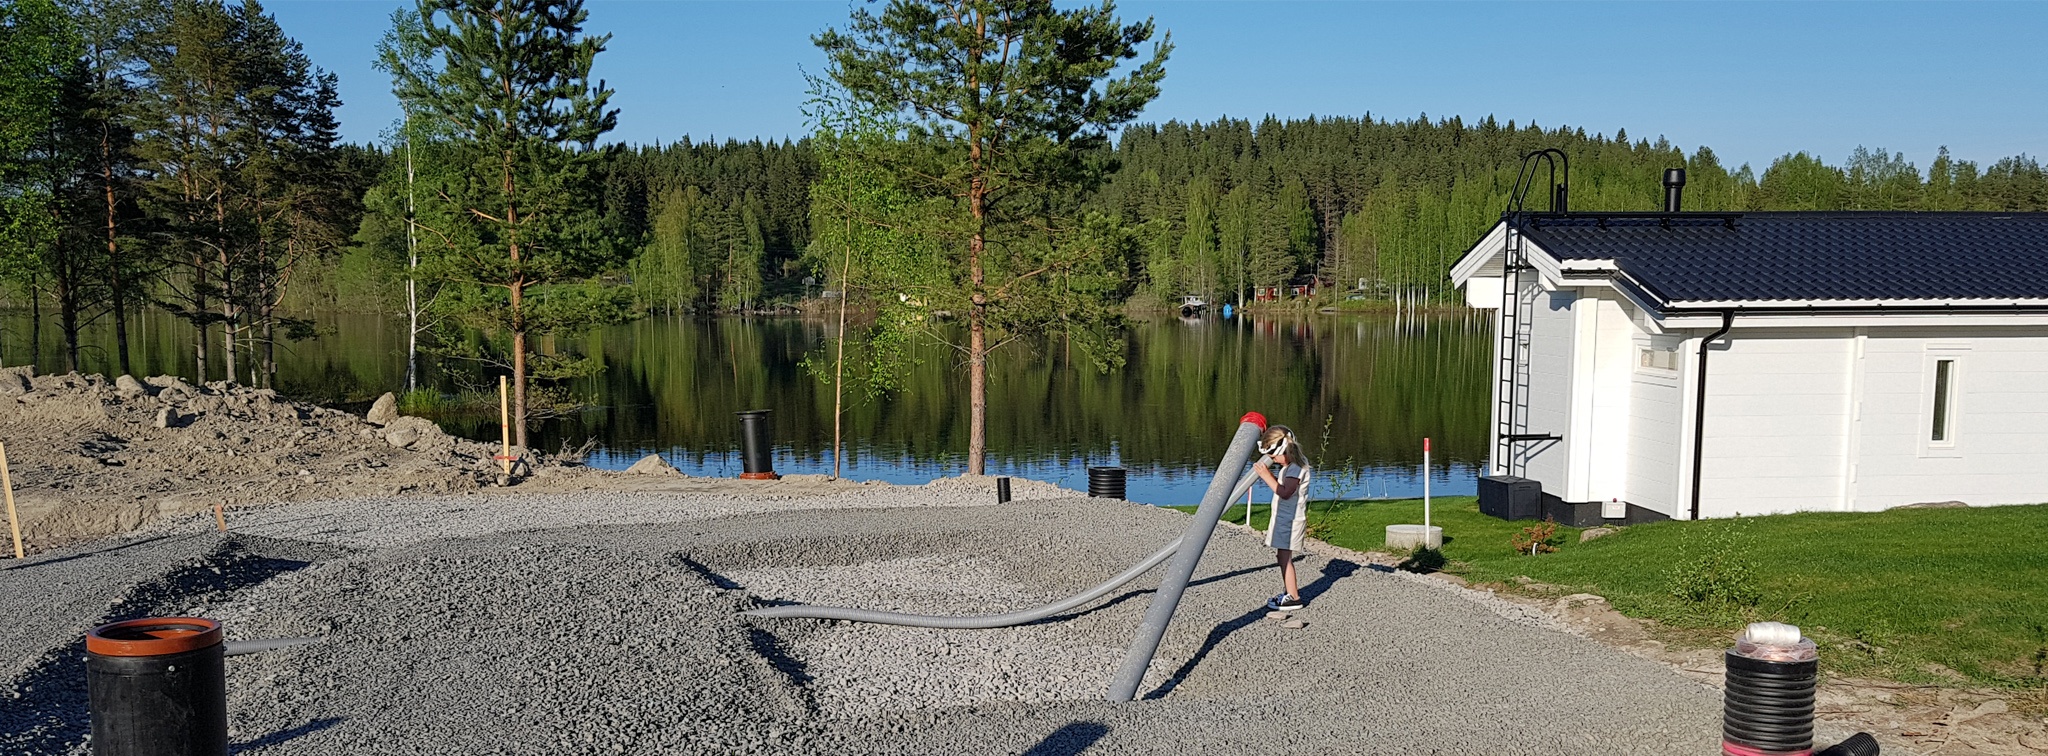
[1625,366,1684,517]
[1582,295,1636,504]
[1849,328,2048,509]
[1696,330,1855,517]
[1511,284,1575,487]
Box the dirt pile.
[0,367,537,553]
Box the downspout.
[1689,310,1736,520]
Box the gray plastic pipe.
[1106,416,1266,702]
[743,536,1184,628]
[740,461,1269,630]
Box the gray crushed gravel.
[0,477,1723,754]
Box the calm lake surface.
[1,309,1493,506]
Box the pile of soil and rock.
[0,367,553,553]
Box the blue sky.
[267,0,2048,172]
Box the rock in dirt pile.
[0,366,533,552]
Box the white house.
[1451,205,2048,523]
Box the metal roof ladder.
[1494,225,1534,477]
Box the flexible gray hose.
[1106,419,1265,702]
[741,536,1183,628]
[739,463,1268,630]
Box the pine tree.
[131,0,343,385]
[398,0,621,449]
[68,0,153,376]
[815,0,1170,474]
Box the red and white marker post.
[1423,437,1432,532]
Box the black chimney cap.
[1663,168,1687,187]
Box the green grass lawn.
[1178,496,2048,688]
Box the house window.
[1638,345,1679,373]
[1930,359,1957,443]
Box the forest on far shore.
[325,118,2048,318]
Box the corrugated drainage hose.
[739,460,1269,630]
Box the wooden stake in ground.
[213,499,227,532]
[0,441,21,558]
[499,375,512,476]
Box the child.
[1253,425,1311,611]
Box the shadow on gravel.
[1020,721,1111,755]
[746,628,815,688]
[1036,558,1289,625]
[670,554,745,590]
[1143,559,1362,700]
[671,555,821,714]
[230,716,346,754]
[2,532,200,573]
[0,538,335,755]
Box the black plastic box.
[1478,475,1543,520]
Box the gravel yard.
[0,478,1723,755]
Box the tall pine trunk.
[30,276,43,368]
[59,279,80,373]
[511,285,528,450]
[220,298,237,382]
[966,170,988,476]
[218,242,237,383]
[216,177,236,383]
[505,149,529,452]
[262,311,275,388]
[192,257,207,382]
[102,124,132,376]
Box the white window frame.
[1632,335,1683,380]
[1919,343,1969,458]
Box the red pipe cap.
[1240,412,1268,430]
[87,617,223,657]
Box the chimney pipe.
[1663,168,1687,213]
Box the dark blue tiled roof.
[1515,212,2048,304]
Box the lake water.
[0,309,1493,506]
